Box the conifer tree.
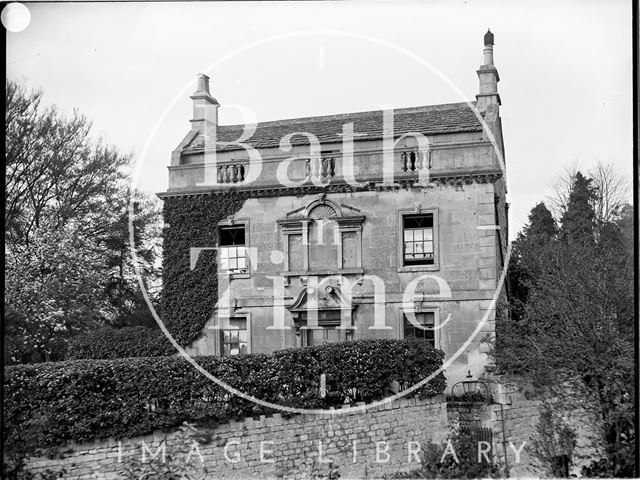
[507,202,557,317]
[494,171,634,477]
[560,172,597,243]
[523,202,558,237]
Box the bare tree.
[547,163,579,220]
[589,161,630,224]
[547,161,630,224]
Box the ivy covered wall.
[161,193,249,346]
[161,185,371,347]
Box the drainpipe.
[499,402,510,477]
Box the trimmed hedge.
[4,338,445,454]
[65,326,174,360]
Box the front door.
[300,310,352,347]
[304,326,343,346]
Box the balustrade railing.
[305,157,336,179]
[399,149,433,174]
[211,151,430,187]
[216,163,246,184]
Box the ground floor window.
[403,312,436,348]
[220,317,248,355]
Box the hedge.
[65,326,174,360]
[4,338,446,454]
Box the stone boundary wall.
[493,374,606,477]
[20,375,607,479]
[446,373,606,477]
[24,394,448,479]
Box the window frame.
[278,201,365,279]
[217,219,250,279]
[216,313,251,356]
[397,208,439,272]
[400,307,440,350]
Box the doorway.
[299,309,353,347]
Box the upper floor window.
[402,214,434,266]
[219,225,247,273]
[279,199,365,275]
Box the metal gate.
[460,425,494,464]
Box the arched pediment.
[304,198,342,218]
[308,203,338,219]
[282,196,364,223]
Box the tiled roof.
[183,102,483,153]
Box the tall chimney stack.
[190,73,219,135]
[476,29,501,113]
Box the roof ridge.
[218,101,477,129]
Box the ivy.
[161,193,249,346]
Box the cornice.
[157,169,503,200]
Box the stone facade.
[159,31,508,383]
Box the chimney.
[190,73,219,135]
[476,29,501,113]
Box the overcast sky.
[6,0,633,240]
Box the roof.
[183,102,484,153]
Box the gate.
[460,425,494,463]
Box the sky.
[6,0,633,240]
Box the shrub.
[65,326,174,360]
[389,426,502,479]
[4,338,445,455]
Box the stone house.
[159,30,508,382]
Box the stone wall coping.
[43,394,447,452]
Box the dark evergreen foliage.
[390,427,502,478]
[4,338,445,455]
[560,172,597,243]
[524,202,558,237]
[494,170,635,477]
[65,326,173,360]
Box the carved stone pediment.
[287,284,356,332]
[289,284,347,311]
[282,196,362,220]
